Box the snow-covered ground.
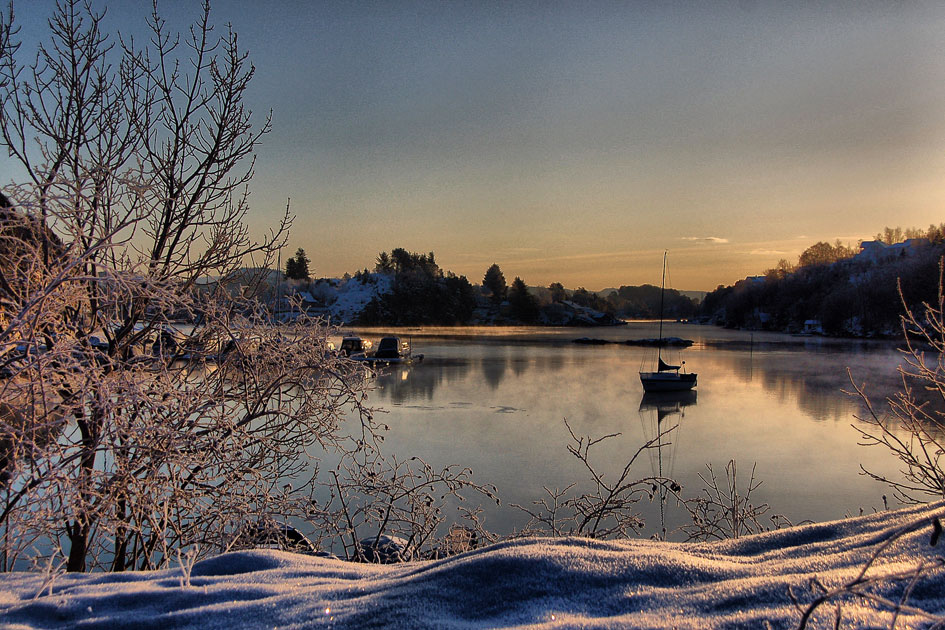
[325,275,392,324]
[1,502,943,629]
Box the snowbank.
[1,502,942,629]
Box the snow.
[327,275,392,324]
[1,503,942,629]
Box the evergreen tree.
[509,277,539,322]
[359,249,473,325]
[483,263,507,304]
[285,248,311,280]
[375,251,392,273]
[548,282,567,302]
[390,247,412,272]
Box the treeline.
[605,285,698,319]
[701,225,945,336]
[359,249,479,325]
[349,248,698,326]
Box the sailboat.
[639,251,697,392]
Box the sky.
[10,1,945,290]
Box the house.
[853,238,928,265]
[803,319,823,334]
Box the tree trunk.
[66,521,88,572]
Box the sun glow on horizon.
[12,1,945,291]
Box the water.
[340,323,910,540]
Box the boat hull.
[351,353,424,366]
[639,371,697,392]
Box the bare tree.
[785,260,945,628]
[0,0,383,573]
[679,460,795,542]
[853,260,945,504]
[511,419,679,539]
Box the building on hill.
[853,238,928,264]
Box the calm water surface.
[340,323,909,539]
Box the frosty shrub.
[679,460,795,542]
[316,452,500,562]
[511,419,679,539]
[0,1,386,572]
[854,260,945,503]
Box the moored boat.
[639,252,697,392]
[339,336,372,358]
[352,336,424,365]
[639,361,697,392]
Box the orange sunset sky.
[15,1,945,290]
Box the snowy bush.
[0,1,383,572]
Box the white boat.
[639,252,697,392]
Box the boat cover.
[658,357,680,372]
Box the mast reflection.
[638,390,697,537]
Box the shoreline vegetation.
[266,228,945,340]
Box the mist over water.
[342,324,910,539]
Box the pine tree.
[375,251,392,273]
[285,248,311,280]
[509,277,539,322]
[483,263,507,304]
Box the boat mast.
[658,250,666,365]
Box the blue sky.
[10,1,945,289]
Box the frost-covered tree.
[854,260,945,503]
[0,1,380,572]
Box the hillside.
[701,238,945,336]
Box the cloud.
[680,236,729,244]
[748,249,787,256]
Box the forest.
[339,248,698,326]
[699,226,945,336]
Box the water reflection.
[706,346,902,423]
[371,337,897,426]
[377,358,472,404]
[638,392,696,535]
[349,326,907,535]
[535,353,566,373]
[481,355,507,390]
[510,356,531,378]
[639,391,697,425]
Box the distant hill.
[598,288,705,304]
[701,238,944,336]
[679,290,706,303]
